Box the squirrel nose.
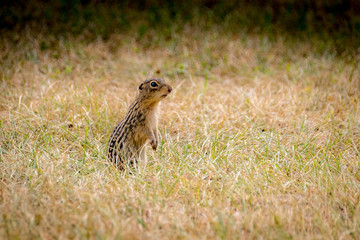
[168,86,172,93]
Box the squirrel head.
[137,78,172,103]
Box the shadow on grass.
[1,0,360,56]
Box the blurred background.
[1,0,359,56]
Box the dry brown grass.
[1,24,360,239]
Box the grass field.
[1,1,360,239]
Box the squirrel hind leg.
[139,146,147,162]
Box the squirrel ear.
[139,83,143,90]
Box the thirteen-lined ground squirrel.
[107,78,172,170]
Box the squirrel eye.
[150,81,158,87]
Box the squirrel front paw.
[150,140,157,151]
